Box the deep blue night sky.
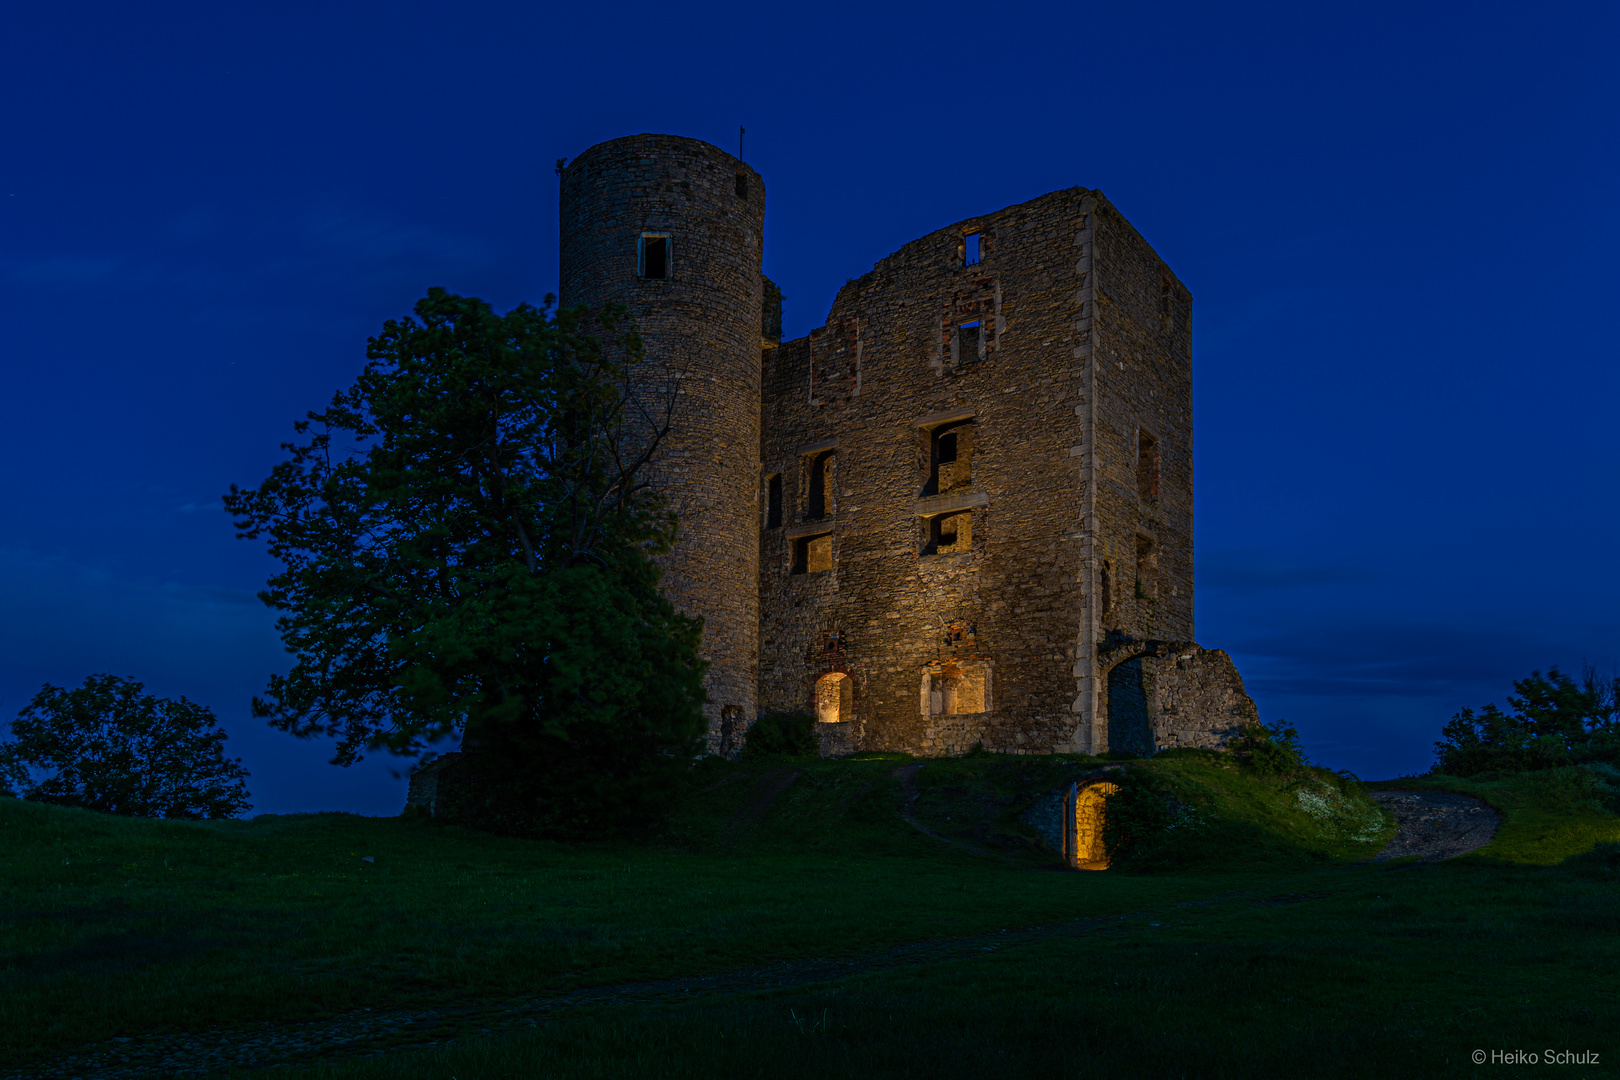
[2,0,1615,815]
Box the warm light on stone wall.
[1064,781,1120,869]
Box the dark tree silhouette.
[0,674,250,819]
[224,288,707,837]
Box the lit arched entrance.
[1063,781,1121,869]
[815,672,853,724]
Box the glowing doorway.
[1063,781,1121,869]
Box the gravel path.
[1369,790,1500,863]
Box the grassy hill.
[1,754,1616,1079]
[1370,763,1620,864]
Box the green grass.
[1371,766,1620,864]
[235,856,1619,1079]
[3,755,1616,1078]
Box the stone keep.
[558,133,1257,757]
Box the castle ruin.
[557,133,1258,759]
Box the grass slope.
[1371,765,1620,864]
[1,754,1615,1078]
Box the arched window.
[815,672,852,724]
[806,450,835,520]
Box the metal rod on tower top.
[739,126,745,161]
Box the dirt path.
[1370,790,1500,863]
[891,764,1022,863]
[8,888,1324,1080]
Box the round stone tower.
[558,133,764,752]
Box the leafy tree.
[224,288,707,837]
[1435,666,1620,776]
[0,675,250,819]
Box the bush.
[1101,768,1175,861]
[1517,765,1620,816]
[743,712,818,758]
[1228,720,1309,776]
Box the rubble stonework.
[557,132,1258,757]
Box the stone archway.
[1063,781,1121,869]
[1105,656,1152,756]
[815,672,853,724]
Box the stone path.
[1369,790,1500,863]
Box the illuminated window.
[923,419,973,496]
[921,663,990,716]
[921,510,972,556]
[815,672,852,723]
[791,531,833,574]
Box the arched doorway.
[1106,656,1153,756]
[815,672,852,724]
[1063,781,1121,869]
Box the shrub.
[1101,768,1175,861]
[743,712,818,758]
[1516,765,1620,816]
[1228,720,1309,776]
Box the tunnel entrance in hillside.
[1063,781,1121,869]
[1106,657,1153,756]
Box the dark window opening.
[766,474,782,529]
[923,419,973,497]
[964,231,981,266]
[791,532,833,574]
[1136,430,1160,503]
[735,170,749,199]
[957,320,981,364]
[640,235,669,279]
[806,450,835,520]
[921,510,972,556]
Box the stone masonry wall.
[1149,647,1259,749]
[559,135,764,750]
[758,188,1196,756]
[1077,200,1196,752]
